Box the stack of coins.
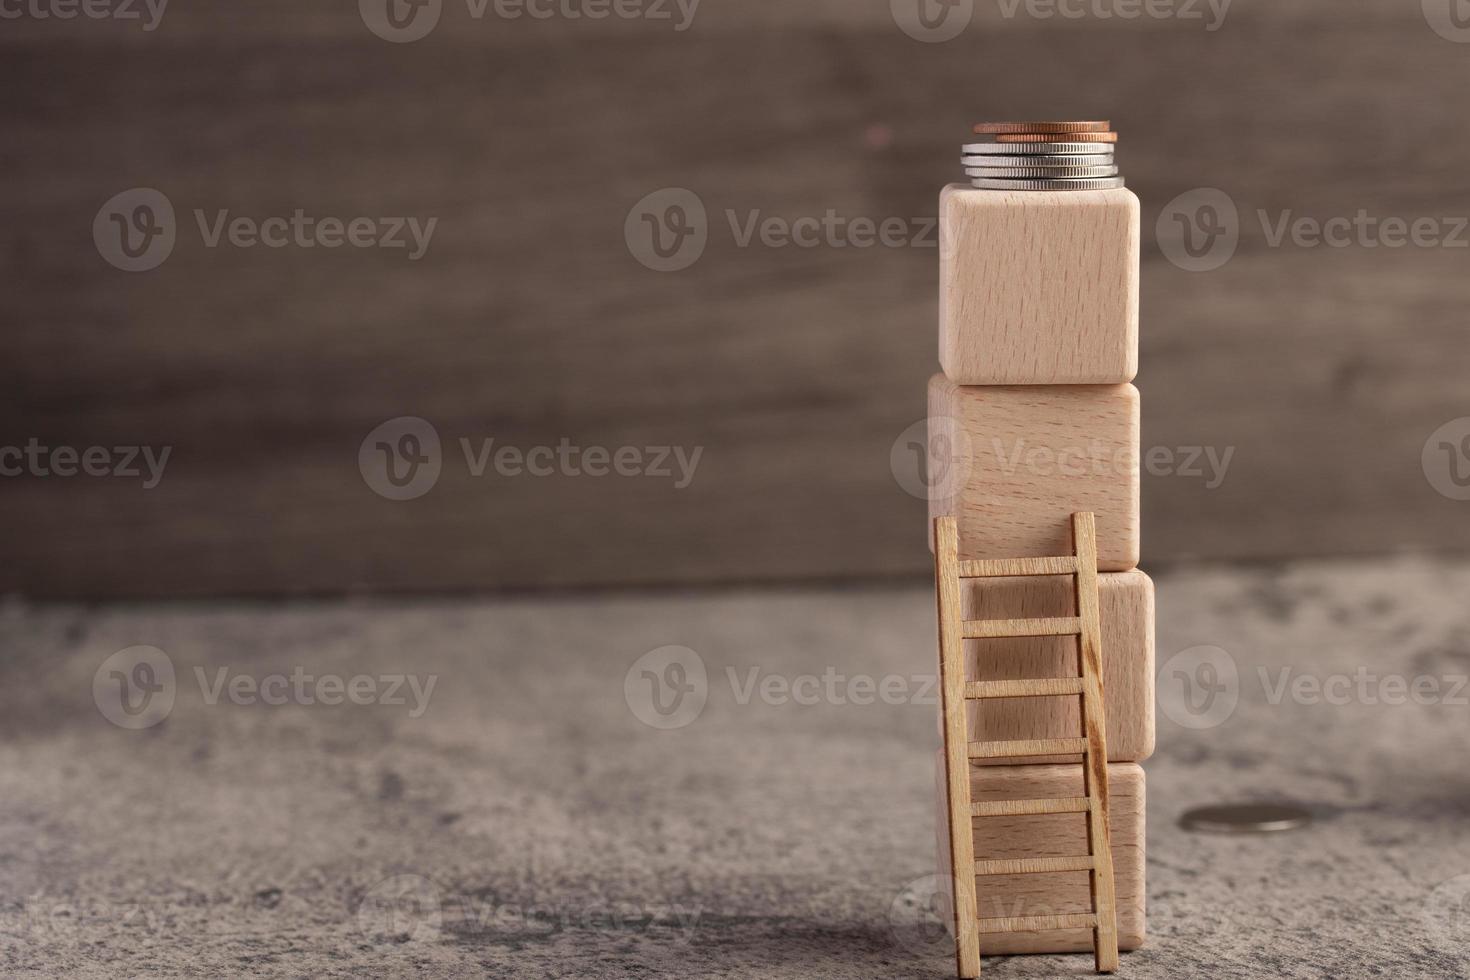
[962,121,1124,190]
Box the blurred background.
[3,0,1468,596]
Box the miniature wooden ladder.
[933,512,1119,977]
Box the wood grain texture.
[963,570,1155,764]
[928,376,1140,570]
[3,8,1469,596]
[940,185,1138,385]
[935,757,1146,958]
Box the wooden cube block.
[934,756,1146,956]
[939,184,1139,385]
[927,375,1140,570]
[963,570,1154,764]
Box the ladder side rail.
[934,517,982,978]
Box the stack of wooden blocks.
[929,167,1151,962]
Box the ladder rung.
[962,617,1081,639]
[970,797,1092,817]
[975,856,1094,876]
[965,677,1084,700]
[957,556,1077,578]
[969,737,1089,759]
[976,912,1098,934]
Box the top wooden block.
[939,185,1139,385]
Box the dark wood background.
[3,1,1469,597]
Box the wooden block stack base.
[934,753,1146,956]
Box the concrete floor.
[2,558,1470,977]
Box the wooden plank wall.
[2,1,1468,596]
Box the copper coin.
[963,142,1114,156]
[973,121,1110,135]
[995,131,1118,144]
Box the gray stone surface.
[2,558,1470,977]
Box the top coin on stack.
[963,121,1124,190]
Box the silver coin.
[964,165,1119,179]
[963,153,1115,168]
[1178,804,1312,834]
[963,141,1115,156]
[969,176,1126,191]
